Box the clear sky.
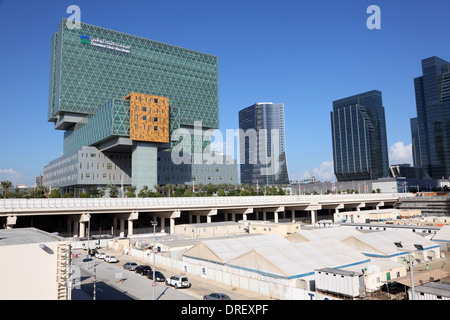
[1,0,450,186]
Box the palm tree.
[1,180,12,199]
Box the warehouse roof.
[432,225,450,243]
[0,228,65,246]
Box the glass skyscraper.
[331,90,389,182]
[238,103,289,186]
[44,18,238,193]
[411,56,450,179]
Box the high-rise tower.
[410,56,450,179]
[331,90,389,182]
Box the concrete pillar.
[196,215,201,224]
[67,220,72,235]
[74,220,79,238]
[256,211,259,220]
[113,217,118,237]
[243,213,247,221]
[231,213,236,222]
[274,211,279,223]
[128,219,133,236]
[170,217,175,234]
[80,221,86,238]
[160,217,165,233]
[263,210,267,221]
[291,210,295,223]
[189,213,193,224]
[310,210,317,224]
[207,215,211,223]
[224,212,228,221]
[120,219,125,237]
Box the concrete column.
[67,220,72,235]
[80,221,86,238]
[170,217,175,234]
[189,213,193,224]
[256,211,259,220]
[291,210,295,223]
[207,215,212,223]
[263,210,267,221]
[310,210,317,224]
[243,213,247,221]
[128,219,133,236]
[224,212,228,221]
[231,213,236,222]
[196,215,201,223]
[74,220,79,238]
[160,217,165,233]
[113,217,118,237]
[120,219,125,237]
[274,211,279,223]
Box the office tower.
[238,103,289,186]
[44,19,237,194]
[410,56,450,179]
[331,90,389,182]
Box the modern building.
[238,102,289,185]
[410,56,450,179]
[331,90,389,182]
[44,18,237,193]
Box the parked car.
[123,262,138,271]
[203,293,231,300]
[147,271,166,282]
[106,256,118,263]
[97,252,106,259]
[135,265,152,275]
[165,275,191,289]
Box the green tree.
[1,180,12,199]
[49,189,61,198]
[107,184,119,198]
[125,185,137,198]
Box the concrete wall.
[0,240,69,300]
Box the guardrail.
[0,193,411,211]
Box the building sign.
[80,35,131,53]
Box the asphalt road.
[70,248,272,300]
[71,250,196,300]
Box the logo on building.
[80,35,90,44]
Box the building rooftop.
[0,228,66,246]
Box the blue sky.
[0,0,449,186]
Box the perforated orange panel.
[124,92,170,143]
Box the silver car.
[123,262,138,271]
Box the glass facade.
[239,103,290,185]
[411,56,450,179]
[48,18,219,130]
[44,19,233,191]
[331,90,389,182]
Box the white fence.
[118,245,337,300]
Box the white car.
[106,256,118,263]
[165,275,191,289]
[97,252,106,259]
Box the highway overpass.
[0,193,410,237]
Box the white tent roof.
[342,228,440,257]
[432,225,450,243]
[227,238,370,279]
[183,234,289,264]
[289,226,363,242]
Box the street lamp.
[394,241,422,300]
[150,220,158,300]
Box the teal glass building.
[44,18,235,193]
